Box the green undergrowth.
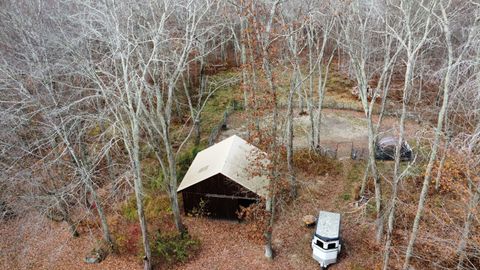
[326,72,355,93]
[201,71,241,137]
[121,195,172,223]
[341,160,366,203]
[346,160,365,184]
[153,232,201,266]
[274,64,368,111]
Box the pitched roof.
[177,135,269,197]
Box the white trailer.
[311,211,341,269]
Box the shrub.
[237,201,268,245]
[113,222,142,255]
[293,149,341,176]
[144,195,172,221]
[342,193,351,201]
[85,240,112,263]
[121,194,173,224]
[153,232,200,265]
[121,196,138,222]
[188,198,210,217]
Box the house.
[177,135,269,219]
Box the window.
[327,243,336,250]
[316,240,324,249]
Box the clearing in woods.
[177,108,420,270]
[0,68,421,270]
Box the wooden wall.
[181,174,259,219]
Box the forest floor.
[173,108,421,270]
[175,164,377,270]
[0,67,432,270]
[0,212,139,270]
[0,108,420,270]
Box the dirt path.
[221,108,419,159]
[220,109,368,149]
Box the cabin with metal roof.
[177,135,269,219]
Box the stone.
[303,214,316,226]
[84,255,100,264]
[84,250,106,264]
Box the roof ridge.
[220,135,240,173]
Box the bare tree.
[306,3,337,150]
[381,0,437,267]
[0,0,116,246]
[336,0,388,242]
[248,0,282,259]
[403,1,476,268]
[77,1,160,267]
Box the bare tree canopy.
[1,0,480,269]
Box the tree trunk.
[314,52,334,149]
[131,121,152,270]
[262,50,278,259]
[359,160,370,197]
[306,26,316,149]
[57,202,79,237]
[367,115,383,242]
[435,137,450,191]
[383,78,409,270]
[256,1,281,259]
[194,119,201,147]
[246,26,260,134]
[88,180,113,246]
[64,215,80,238]
[164,127,186,235]
[76,136,114,246]
[264,194,275,260]
[194,56,207,147]
[240,18,248,109]
[287,70,297,198]
[64,129,114,246]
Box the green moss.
[87,124,102,137]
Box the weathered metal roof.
[378,136,398,147]
[377,136,412,150]
[315,211,341,241]
[177,135,270,197]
